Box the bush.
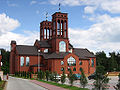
[61,70,66,84]
[80,69,88,88]
[45,70,49,81]
[68,69,75,86]
[49,72,54,81]
[53,72,59,83]
[0,76,2,81]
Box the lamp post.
[38,50,40,73]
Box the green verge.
[38,80,89,90]
[0,81,6,90]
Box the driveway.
[6,76,47,90]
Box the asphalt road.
[6,77,47,90]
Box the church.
[10,10,96,76]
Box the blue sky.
[0,0,120,55]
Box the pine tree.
[61,69,66,84]
[93,66,109,90]
[68,69,75,86]
[80,69,88,88]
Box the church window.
[44,49,48,53]
[26,57,30,66]
[44,29,46,39]
[61,21,63,35]
[59,41,66,52]
[47,29,49,39]
[91,59,94,67]
[73,67,76,71]
[61,61,64,65]
[20,56,24,66]
[69,49,72,53]
[57,20,60,35]
[67,56,76,66]
[61,67,64,71]
[79,67,83,71]
[79,61,82,65]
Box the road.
[6,77,47,90]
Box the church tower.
[52,12,68,38]
[40,21,52,41]
[50,12,69,53]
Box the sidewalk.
[30,80,67,90]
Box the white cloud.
[69,14,120,53]
[0,13,20,34]
[30,0,37,5]
[0,13,38,50]
[84,6,96,14]
[50,0,120,13]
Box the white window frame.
[59,41,66,52]
[26,57,30,66]
[20,56,24,66]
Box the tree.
[114,73,120,90]
[1,49,10,74]
[49,72,54,81]
[45,70,49,81]
[68,69,75,86]
[61,69,66,84]
[93,66,109,90]
[96,51,108,71]
[80,69,88,88]
[108,52,118,72]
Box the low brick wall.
[108,72,120,76]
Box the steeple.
[59,3,61,12]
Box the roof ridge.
[17,45,35,47]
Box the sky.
[0,0,120,56]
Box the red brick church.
[10,11,96,76]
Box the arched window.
[61,67,64,71]
[61,21,63,35]
[20,56,24,66]
[64,21,67,38]
[61,61,64,65]
[44,28,46,39]
[57,20,60,35]
[67,56,76,66]
[91,59,94,67]
[26,57,30,66]
[79,61,82,65]
[44,49,48,53]
[47,29,49,39]
[59,41,66,52]
[79,67,83,71]
[73,67,76,71]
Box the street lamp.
[38,50,41,72]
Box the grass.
[0,81,6,90]
[38,80,89,90]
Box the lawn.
[38,80,89,90]
[0,81,6,90]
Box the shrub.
[45,70,49,81]
[68,69,75,86]
[61,69,66,84]
[0,76,2,81]
[80,69,88,88]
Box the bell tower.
[40,21,52,41]
[52,12,68,38]
[50,12,69,53]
